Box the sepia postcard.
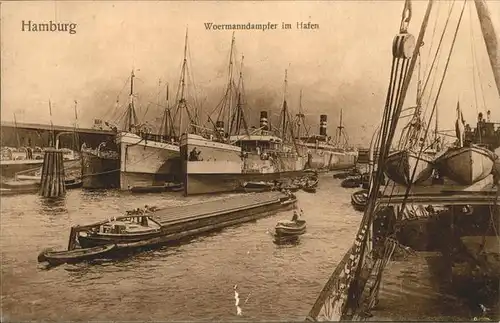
[1,0,499,322]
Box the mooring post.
[40,148,66,198]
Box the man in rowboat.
[291,209,304,222]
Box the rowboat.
[39,244,117,266]
[280,183,300,192]
[302,186,317,193]
[240,181,274,193]
[333,168,361,179]
[306,177,319,188]
[65,178,83,189]
[434,145,495,185]
[351,189,368,212]
[1,179,39,189]
[169,184,184,192]
[275,219,306,237]
[341,175,362,188]
[384,150,434,185]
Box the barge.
[64,191,296,254]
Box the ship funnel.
[319,114,327,136]
[260,111,269,130]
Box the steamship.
[295,110,358,171]
[180,110,307,195]
[180,36,307,195]
[117,31,195,189]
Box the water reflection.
[273,235,302,247]
[38,196,68,215]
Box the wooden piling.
[40,148,66,197]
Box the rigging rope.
[468,0,488,114]
[307,2,434,321]
[402,0,467,207]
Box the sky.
[1,0,499,146]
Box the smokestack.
[319,114,327,136]
[260,111,269,130]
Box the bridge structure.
[1,121,116,149]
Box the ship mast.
[13,112,20,147]
[295,89,309,140]
[335,109,347,148]
[225,33,236,133]
[124,69,138,132]
[48,100,55,146]
[211,33,236,139]
[73,100,79,151]
[474,0,500,96]
[280,69,289,140]
[231,55,250,137]
[175,28,196,137]
[179,30,188,136]
[160,83,175,138]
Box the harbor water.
[0,174,471,321]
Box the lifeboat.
[384,150,434,185]
[434,145,495,185]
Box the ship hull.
[306,151,328,170]
[435,146,495,185]
[384,150,434,185]
[329,151,358,170]
[81,151,120,189]
[181,133,306,195]
[117,132,181,190]
[298,144,358,171]
[185,171,305,195]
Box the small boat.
[333,168,361,179]
[280,184,300,192]
[306,177,319,188]
[0,187,38,196]
[240,181,274,193]
[384,150,434,185]
[435,145,495,185]
[65,178,83,189]
[1,179,39,189]
[275,219,306,237]
[302,186,317,193]
[351,189,368,212]
[39,244,117,266]
[169,184,184,192]
[341,176,362,188]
